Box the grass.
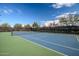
[0,32,63,56]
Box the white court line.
[29,33,79,51]
[27,34,79,51]
[14,32,79,55]
[18,36,66,56]
[40,39,79,51]
[75,35,79,42]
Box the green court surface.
[0,32,63,56]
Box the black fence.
[0,26,79,34]
[39,26,79,34]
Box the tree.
[24,24,31,31]
[32,22,39,28]
[14,24,23,31]
[67,14,74,26]
[32,22,40,31]
[1,23,11,32]
[59,14,79,26]
[73,15,79,25]
[59,17,67,26]
[24,24,31,28]
[67,14,79,26]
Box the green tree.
[24,24,31,31]
[32,22,40,31]
[1,23,11,32]
[24,24,31,28]
[14,24,23,31]
[32,22,39,28]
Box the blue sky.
[0,3,79,26]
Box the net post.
[11,28,13,36]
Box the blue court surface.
[14,31,79,56]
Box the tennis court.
[13,31,79,56]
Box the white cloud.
[56,11,78,18]
[43,11,79,27]
[3,10,9,14]
[3,9,13,15]
[8,9,13,13]
[43,20,60,27]
[52,3,75,8]
[44,20,54,27]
